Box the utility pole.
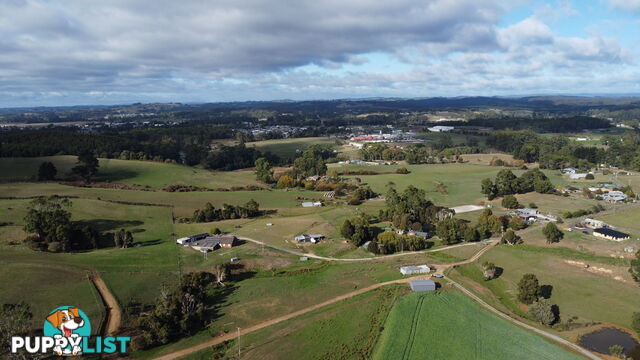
[237,327,241,358]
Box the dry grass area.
[459,153,519,166]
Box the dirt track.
[89,273,122,336]
[152,240,499,360]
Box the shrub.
[585,173,595,180]
[501,195,520,209]
[395,167,410,174]
[47,241,62,253]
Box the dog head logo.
[43,306,91,356]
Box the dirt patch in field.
[564,260,629,283]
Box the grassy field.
[371,291,583,360]
[0,156,259,189]
[450,245,640,331]
[247,137,337,158]
[332,163,572,207]
[0,197,179,319]
[180,286,407,360]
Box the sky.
[1,0,640,107]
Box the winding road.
[239,236,494,262]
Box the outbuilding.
[593,228,630,242]
[400,265,431,275]
[410,280,437,292]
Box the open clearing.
[247,137,337,158]
[371,291,583,360]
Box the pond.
[579,328,640,359]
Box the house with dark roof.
[593,228,630,242]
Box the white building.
[584,218,606,229]
[427,126,454,132]
[400,265,431,275]
[569,173,589,179]
[301,201,323,208]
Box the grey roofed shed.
[410,279,436,292]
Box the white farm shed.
[400,265,431,275]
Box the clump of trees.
[0,302,33,360]
[517,273,541,305]
[482,262,498,281]
[529,298,556,326]
[374,231,430,254]
[71,150,99,183]
[37,161,57,181]
[133,271,217,350]
[380,185,452,232]
[481,169,553,200]
[630,249,640,284]
[562,204,604,219]
[542,223,563,244]
[114,228,134,248]
[340,215,374,247]
[23,196,106,252]
[254,157,274,183]
[292,145,332,177]
[501,229,522,245]
[501,195,520,209]
[347,186,377,205]
[191,200,261,223]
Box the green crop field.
[0,156,260,189]
[247,137,337,158]
[371,292,583,360]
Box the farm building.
[601,191,627,203]
[294,234,324,243]
[584,218,606,229]
[569,173,589,179]
[562,168,578,174]
[410,280,437,292]
[301,201,323,208]
[400,265,431,275]
[427,126,454,132]
[176,233,209,245]
[407,231,429,238]
[190,235,237,252]
[593,228,630,242]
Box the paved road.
[239,236,494,262]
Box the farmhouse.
[190,235,237,252]
[593,228,630,242]
[176,232,209,245]
[294,234,324,243]
[584,218,606,229]
[601,191,627,203]
[410,279,437,292]
[511,208,557,223]
[400,265,431,275]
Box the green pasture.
[371,292,583,360]
[452,245,640,330]
[0,156,259,189]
